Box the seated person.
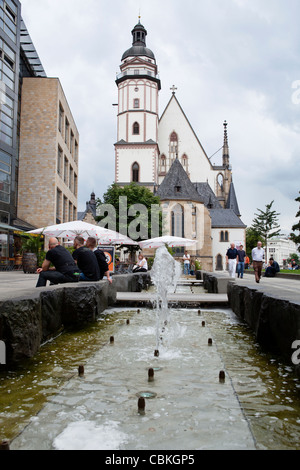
[264,258,280,278]
[291,260,299,270]
[72,236,100,282]
[133,254,148,273]
[85,237,112,284]
[36,237,80,287]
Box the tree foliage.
[251,200,281,251]
[245,227,264,257]
[96,183,164,242]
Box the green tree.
[245,227,264,257]
[96,183,164,242]
[287,253,300,264]
[290,192,300,253]
[251,200,281,255]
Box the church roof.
[226,182,241,217]
[157,158,204,203]
[209,209,247,228]
[194,182,222,210]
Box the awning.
[0,222,18,231]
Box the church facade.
[114,21,246,271]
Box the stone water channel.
[1,281,300,450]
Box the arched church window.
[217,173,224,191]
[182,154,188,168]
[171,204,184,238]
[132,162,140,182]
[169,132,178,161]
[220,231,224,242]
[133,122,140,135]
[225,231,229,242]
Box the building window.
[74,173,77,196]
[134,99,140,109]
[170,132,178,161]
[65,118,69,146]
[58,104,64,133]
[0,89,14,146]
[69,166,73,191]
[56,189,62,224]
[132,162,140,182]
[57,146,62,176]
[133,122,140,135]
[70,131,74,158]
[171,204,184,238]
[64,157,68,185]
[74,140,78,164]
[1,1,18,44]
[220,231,229,242]
[0,149,11,203]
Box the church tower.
[114,20,161,190]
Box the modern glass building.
[0,0,46,266]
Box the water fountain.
[1,246,300,450]
[151,246,182,355]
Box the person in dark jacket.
[264,258,280,277]
[72,236,100,282]
[86,237,113,284]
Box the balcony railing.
[116,69,160,80]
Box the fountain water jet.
[151,246,181,355]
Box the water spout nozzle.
[208,338,213,346]
[110,336,114,344]
[126,319,130,325]
[78,365,85,377]
[154,350,160,357]
[138,397,146,415]
[202,321,206,327]
[198,310,201,316]
[148,368,154,382]
[0,440,10,451]
[219,370,225,383]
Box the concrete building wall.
[17,77,79,229]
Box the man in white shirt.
[251,241,265,283]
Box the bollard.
[148,368,154,382]
[110,336,114,344]
[0,440,10,451]
[219,370,225,383]
[78,365,84,377]
[138,397,145,415]
[208,338,213,346]
[154,350,159,357]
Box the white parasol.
[139,235,197,249]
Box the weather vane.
[170,85,177,95]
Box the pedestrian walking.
[237,244,246,278]
[251,241,265,283]
[226,243,238,278]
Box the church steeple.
[223,120,230,169]
[132,19,147,46]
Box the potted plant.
[21,232,44,274]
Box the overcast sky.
[21,0,300,233]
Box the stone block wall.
[0,273,150,365]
